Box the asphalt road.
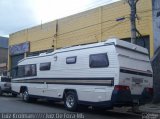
[0,95,141,119]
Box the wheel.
[22,90,37,102]
[0,87,3,96]
[64,91,78,111]
[22,90,30,102]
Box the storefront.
[9,42,29,69]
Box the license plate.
[132,77,143,84]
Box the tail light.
[114,85,130,91]
[146,87,153,95]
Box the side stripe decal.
[12,77,114,86]
[120,69,152,77]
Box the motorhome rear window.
[89,53,109,68]
[66,56,77,64]
[40,62,51,71]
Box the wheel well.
[20,86,28,93]
[63,89,78,99]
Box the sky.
[0,0,120,37]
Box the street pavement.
[139,103,160,113]
[0,95,141,119]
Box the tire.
[0,87,3,96]
[22,90,37,103]
[64,91,78,111]
[22,90,30,102]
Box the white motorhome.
[11,38,153,111]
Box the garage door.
[11,54,24,69]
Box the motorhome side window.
[11,67,18,78]
[25,65,31,76]
[1,77,11,82]
[17,64,37,78]
[40,62,51,71]
[25,64,37,76]
[17,65,25,78]
[66,56,77,64]
[89,53,109,68]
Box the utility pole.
[128,0,139,44]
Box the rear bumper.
[111,88,153,107]
[111,89,133,106]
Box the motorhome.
[11,38,153,111]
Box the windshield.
[1,77,11,82]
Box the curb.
[139,104,160,113]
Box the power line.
[57,20,129,41]
[83,0,120,11]
[30,19,129,44]
[137,8,160,13]
[68,0,120,13]
[57,19,115,36]
[102,20,129,31]
[29,13,147,44]
[29,7,154,44]
[57,15,130,36]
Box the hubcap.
[66,95,75,108]
[23,91,28,101]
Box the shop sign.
[9,42,30,55]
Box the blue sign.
[9,42,30,55]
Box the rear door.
[116,46,153,95]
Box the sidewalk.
[139,103,160,113]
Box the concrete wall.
[0,48,8,74]
[0,37,8,49]
[152,0,160,53]
[0,63,7,75]
[9,0,153,69]
[0,48,8,63]
[0,36,8,73]
[152,0,160,103]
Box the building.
[152,0,160,52]
[0,36,8,75]
[152,0,160,102]
[9,0,153,70]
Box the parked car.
[0,76,17,97]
